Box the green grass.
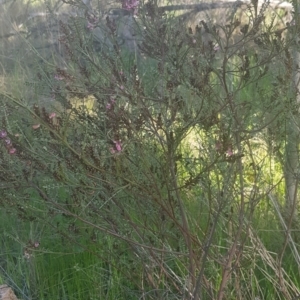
[0,209,139,300]
[1,183,299,300]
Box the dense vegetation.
[0,0,300,299]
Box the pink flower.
[86,14,98,30]
[9,148,16,154]
[114,140,122,152]
[54,74,64,81]
[106,98,116,110]
[87,22,96,30]
[121,0,139,14]
[32,124,40,130]
[49,112,56,119]
[214,45,220,52]
[4,138,11,146]
[0,130,7,138]
[110,140,122,154]
[227,147,233,157]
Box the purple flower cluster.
[121,0,139,14]
[110,140,122,154]
[106,97,116,110]
[0,130,7,139]
[0,130,16,154]
[86,13,99,31]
